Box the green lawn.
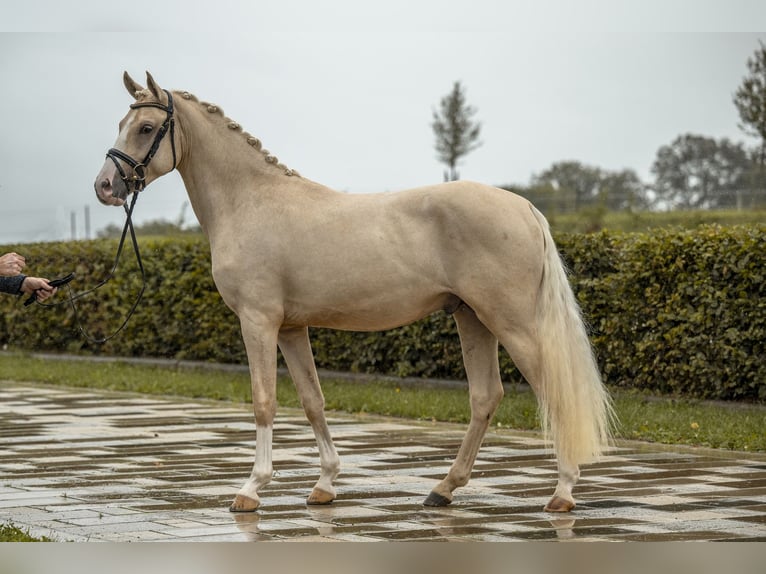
[549,208,766,233]
[1,354,764,452]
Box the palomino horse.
[94,72,613,513]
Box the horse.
[94,71,613,513]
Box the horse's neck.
[173,96,327,237]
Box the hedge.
[1,225,764,401]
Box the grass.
[549,208,766,234]
[0,522,53,542]
[1,354,764,452]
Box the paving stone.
[1,381,765,541]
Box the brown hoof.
[544,495,575,513]
[229,494,260,512]
[307,487,335,505]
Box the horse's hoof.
[307,488,335,505]
[229,494,260,512]
[544,496,575,513]
[423,491,452,507]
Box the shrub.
[1,225,763,401]
[0,237,246,363]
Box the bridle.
[106,89,177,195]
[30,90,178,344]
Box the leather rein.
[31,90,177,344]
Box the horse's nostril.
[100,178,111,190]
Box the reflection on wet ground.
[1,382,765,541]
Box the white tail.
[529,206,614,466]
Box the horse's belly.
[284,290,459,332]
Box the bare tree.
[431,81,481,182]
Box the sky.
[1,1,765,243]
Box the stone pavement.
[1,382,765,542]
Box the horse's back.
[334,180,541,251]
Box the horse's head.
[94,71,178,206]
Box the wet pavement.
[1,382,765,542]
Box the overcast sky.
[1,1,765,243]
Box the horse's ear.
[123,71,144,99]
[145,71,168,105]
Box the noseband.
[106,89,177,195]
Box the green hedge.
[1,225,764,401]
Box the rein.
[33,192,146,344]
[31,91,177,343]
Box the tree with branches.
[650,134,751,210]
[431,81,481,182]
[734,41,766,165]
[733,40,766,202]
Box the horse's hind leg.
[278,327,340,505]
[424,305,503,506]
[498,327,579,512]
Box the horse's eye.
[140,124,154,135]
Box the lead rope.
[35,191,146,343]
[33,90,174,342]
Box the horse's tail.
[529,204,614,467]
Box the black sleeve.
[0,274,25,295]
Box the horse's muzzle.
[94,161,127,206]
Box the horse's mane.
[173,90,299,177]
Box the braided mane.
[175,90,299,177]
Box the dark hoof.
[423,491,452,507]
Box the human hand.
[0,252,26,276]
[20,277,57,301]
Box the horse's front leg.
[278,327,340,505]
[230,316,280,513]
